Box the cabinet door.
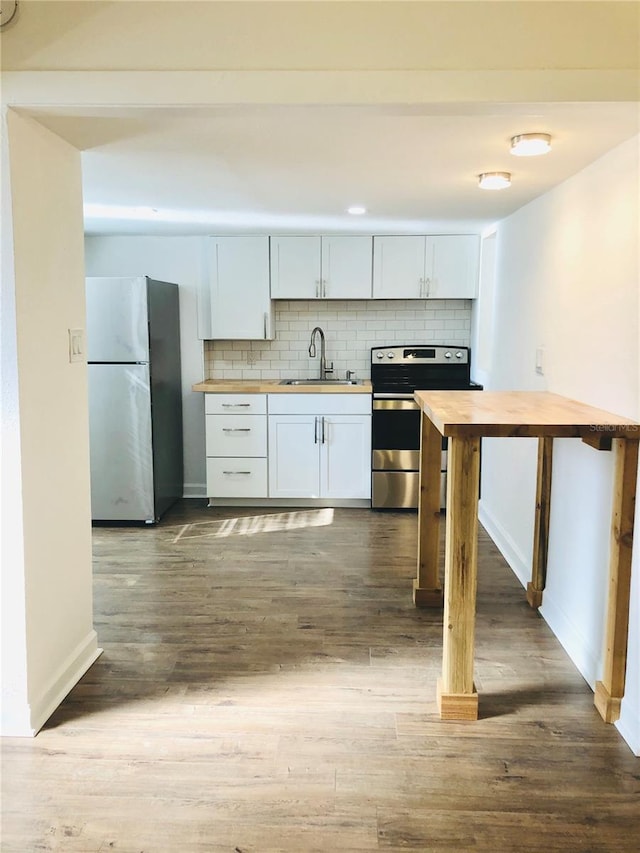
[270,236,321,299]
[320,415,371,499]
[372,236,427,298]
[427,235,479,299]
[203,236,273,339]
[321,236,372,298]
[268,415,320,497]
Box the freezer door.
[88,363,155,521]
[86,276,149,362]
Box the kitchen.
[1,1,639,845]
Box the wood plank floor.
[2,501,639,852]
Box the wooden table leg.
[414,412,444,608]
[595,438,639,723]
[438,436,481,720]
[527,437,553,609]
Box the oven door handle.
[373,393,416,399]
[373,399,420,411]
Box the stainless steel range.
[371,345,481,509]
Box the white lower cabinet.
[205,394,268,498]
[205,392,372,502]
[268,394,371,500]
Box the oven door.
[372,398,421,470]
[371,397,447,510]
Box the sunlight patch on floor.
[167,508,335,543]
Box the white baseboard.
[207,497,371,509]
[616,710,640,757]
[480,500,640,755]
[183,483,206,499]
[479,500,600,687]
[538,595,600,687]
[478,500,530,589]
[28,631,103,735]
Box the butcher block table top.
[414,390,640,438]
[412,389,639,725]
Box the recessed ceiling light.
[510,133,552,157]
[478,172,512,190]
[347,205,366,215]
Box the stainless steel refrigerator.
[86,276,183,523]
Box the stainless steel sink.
[278,378,363,386]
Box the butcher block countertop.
[192,379,372,394]
[414,390,640,438]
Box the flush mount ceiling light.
[510,133,552,157]
[347,205,367,215]
[478,171,511,190]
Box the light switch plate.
[69,328,85,363]
[535,346,544,375]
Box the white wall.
[1,109,100,735]
[477,135,640,754]
[84,235,206,498]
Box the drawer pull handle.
[223,471,251,475]
[221,403,251,408]
[222,428,251,432]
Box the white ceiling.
[27,101,639,236]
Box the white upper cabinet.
[199,236,274,340]
[372,236,427,298]
[270,235,372,299]
[270,236,321,299]
[320,236,372,298]
[373,235,479,299]
[428,235,479,299]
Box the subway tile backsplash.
[204,299,471,380]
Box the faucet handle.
[346,369,355,380]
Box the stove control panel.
[371,345,470,366]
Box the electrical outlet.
[246,350,257,366]
[535,347,544,376]
[68,328,85,363]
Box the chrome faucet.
[308,326,333,380]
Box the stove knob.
[444,351,452,359]
[455,351,464,359]
[376,352,385,359]
[387,352,395,359]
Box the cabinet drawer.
[207,458,268,498]
[206,415,267,456]
[268,393,371,416]
[205,394,267,415]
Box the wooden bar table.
[413,390,639,723]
